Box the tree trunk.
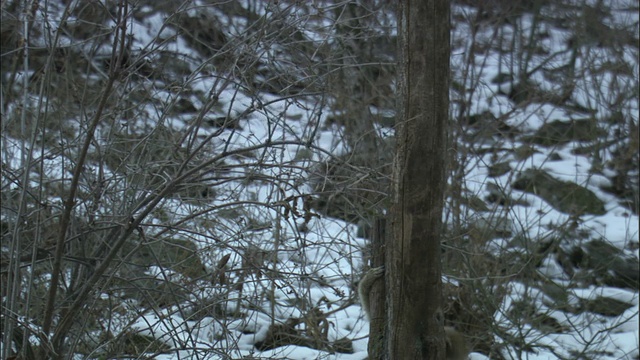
[368,218,387,359]
[387,0,450,359]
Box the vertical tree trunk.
[388,0,450,359]
[368,218,387,359]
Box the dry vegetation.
[1,0,637,359]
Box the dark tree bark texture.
[368,218,387,359]
[388,0,450,359]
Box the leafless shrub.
[1,0,637,359]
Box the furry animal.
[358,266,470,360]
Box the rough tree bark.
[368,218,387,359]
[387,0,450,359]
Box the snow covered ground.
[1,1,637,359]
